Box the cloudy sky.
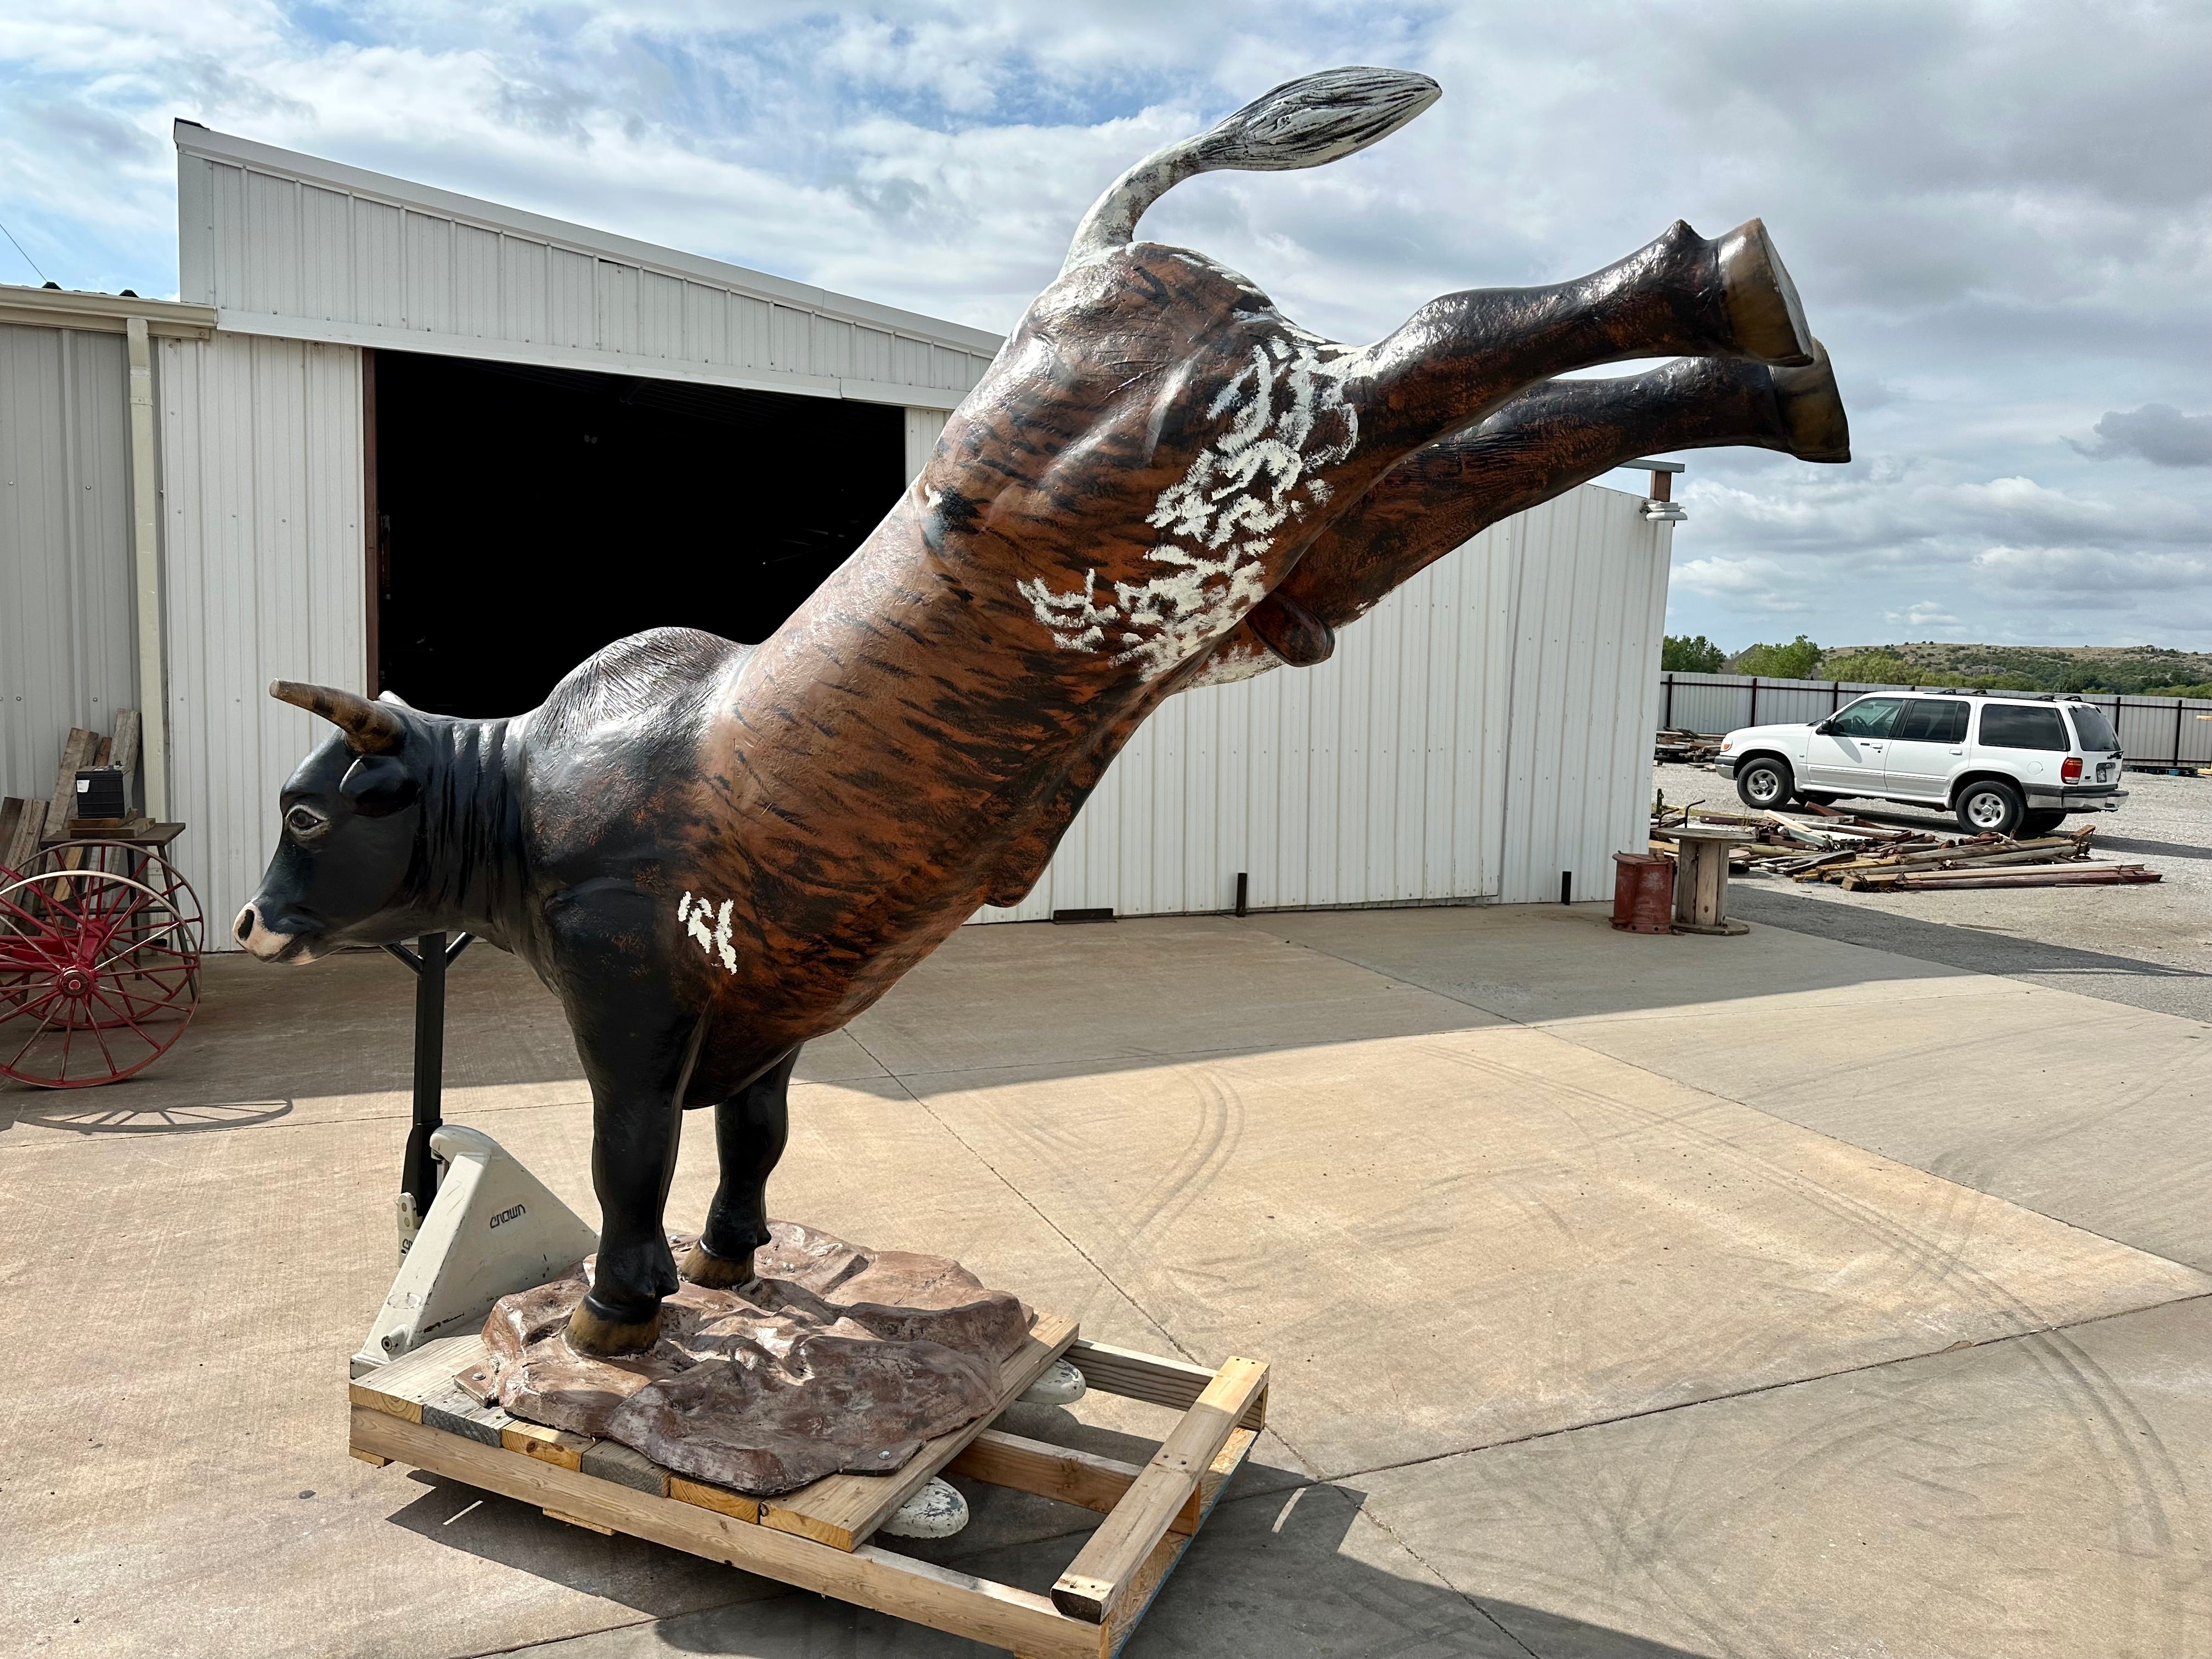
[5,1,2207,652]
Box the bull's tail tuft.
[1063,66,1440,274]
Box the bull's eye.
[285,805,328,837]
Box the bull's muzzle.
[233,903,317,964]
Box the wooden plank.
[0,798,43,873]
[421,1381,509,1448]
[950,1427,1239,1537]
[108,709,142,776]
[1052,1357,1268,1626]
[44,730,99,841]
[544,1506,615,1534]
[350,1408,1096,1659]
[669,1474,760,1523]
[950,1430,1139,1517]
[348,1335,485,1424]
[1068,1339,1266,1430]
[583,1440,673,1500]
[501,1419,594,1471]
[761,1312,1079,1552]
[1103,1428,1260,1656]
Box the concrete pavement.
[3,905,2207,1658]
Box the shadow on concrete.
[2096,833,2212,863]
[1731,882,2212,1024]
[385,1470,786,1622]
[0,944,586,1122]
[0,1096,291,1135]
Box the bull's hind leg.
[1192,346,1847,691]
[1280,345,1849,629]
[680,1046,799,1289]
[1352,218,1818,457]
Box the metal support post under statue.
[381,930,472,1256]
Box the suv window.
[1895,699,1969,743]
[1978,703,2068,751]
[2068,704,2120,753]
[1826,697,1904,738]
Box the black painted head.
[235,681,425,963]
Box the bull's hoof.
[1772,341,1850,462]
[679,1239,758,1290]
[1716,218,1815,368]
[565,1295,663,1357]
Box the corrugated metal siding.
[904,408,948,482]
[1497,488,1671,906]
[157,331,365,933]
[0,323,139,811]
[177,127,1001,411]
[973,483,1667,921]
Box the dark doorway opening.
[370,351,906,716]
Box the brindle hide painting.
[238,67,1850,1357]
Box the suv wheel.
[2019,809,2068,838]
[1956,779,2027,837]
[1735,757,1793,810]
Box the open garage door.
[368,351,906,716]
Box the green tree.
[2147,682,2212,701]
[1733,634,1822,679]
[1660,634,1725,673]
[1821,650,1928,685]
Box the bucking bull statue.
[239,68,1848,1356]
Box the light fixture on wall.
[1637,458,1686,522]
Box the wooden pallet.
[349,1317,1267,1657]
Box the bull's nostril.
[234,906,256,944]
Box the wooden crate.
[349,1318,1267,1657]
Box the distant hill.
[1822,643,2212,695]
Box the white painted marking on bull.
[1018,334,1357,679]
[676,893,740,974]
[1184,637,1278,688]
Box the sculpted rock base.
[481,1221,1032,1496]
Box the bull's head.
[234,681,423,963]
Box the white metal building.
[1,121,1673,941]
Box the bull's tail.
[1061,66,1441,274]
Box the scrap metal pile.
[1654,727,1725,764]
[1650,799,2162,892]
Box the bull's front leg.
[679,1045,799,1289]
[553,901,706,1357]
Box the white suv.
[1716,691,2128,837]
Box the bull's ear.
[339,754,421,817]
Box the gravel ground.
[1654,759,2212,1025]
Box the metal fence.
[1657,673,2212,769]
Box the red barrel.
[1611,852,1674,934]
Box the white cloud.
[2070,403,2212,468]
[1883,601,1961,632]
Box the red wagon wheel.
[0,870,200,1088]
[16,840,205,1008]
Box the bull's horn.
[269,680,406,754]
